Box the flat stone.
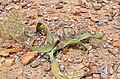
[92,3,102,10]
[4,58,14,67]
[20,51,38,65]
[79,8,89,13]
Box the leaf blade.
[30,40,60,52]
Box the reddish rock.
[42,61,51,71]
[90,17,99,22]
[4,58,14,67]
[79,8,88,13]
[0,51,9,56]
[112,40,120,47]
[20,51,38,65]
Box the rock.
[53,17,59,21]
[79,8,88,13]
[90,17,99,22]
[93,74,100,78]
[30,55,41,68]
[56,4,63,9]
[113,25,120,30]
[72,11,81,16]
[112,5,119,9]
[20,51,38,65]
[0,51,9,56]
[92,3,102,10]
[79,0,86,5]
[88,27,97,32]
[17,74,28,79]
[112,40,120,47]
[60,65,65,72]
[42,61,51,71]
[4,58,14,66]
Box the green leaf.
[36,22,45,33]
[64,39,87,50]
[76,33,103,40]
[49,48,69,79]
[90,33,103,38]
[66,39,80,47]
[30,40,60,52]
[36,22,53,44]
[47,33,53,45]
[76,33,92,40]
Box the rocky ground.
[0,0,120,79]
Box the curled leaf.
[36,22,53,44]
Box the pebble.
[0,51,9,56]
[4,58,14,67]
[96,21,104,26]
[53,17,59,21]
[103,43,109,48]
[42,61,51,71]
[90,17,99,22]
[79,8,88,13]
[30,55,41,68]
[92,3,102,10]
[56,4,63,9]
[112,40,120,47]
[60,65,65,71]
[20,51,38,65]
[113,25,120,30]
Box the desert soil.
[0,0,120,79]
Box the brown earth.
[0,0,120,79]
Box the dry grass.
[0,10,27,43]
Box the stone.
[42,61,51,71]
[79,8,88,13]
[112,40,120,47]
[93,3,102,10]
[4,58,14,66]
[20,51,38,65]
[0,51,9,56]
[60,65,65,71]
